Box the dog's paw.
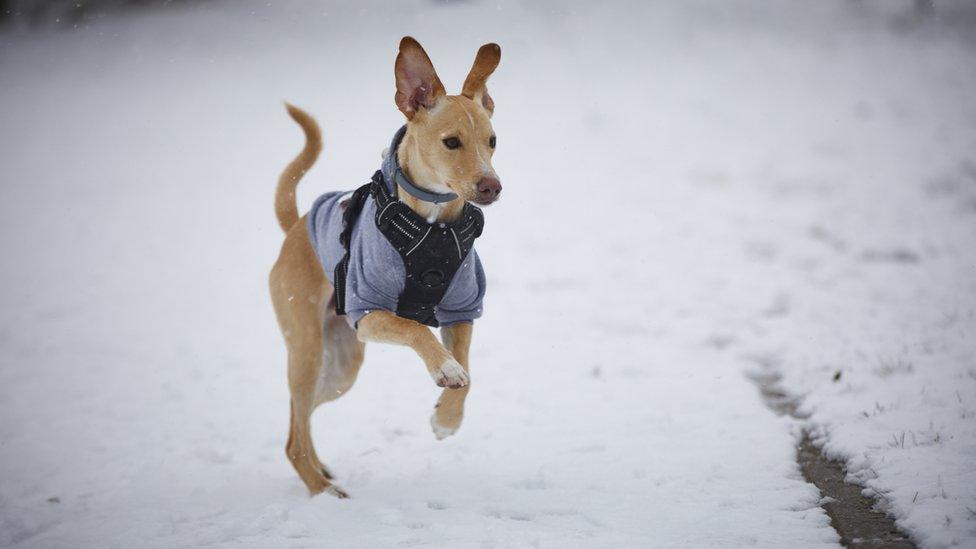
[432,359,468,389]
[323,484,350,499]
[430,412,460,440]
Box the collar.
[382,126,459,204]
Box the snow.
[1,0,974,547]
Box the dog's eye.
[489,135,496,149]
[442,137,461,150]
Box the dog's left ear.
[461,43,501,115]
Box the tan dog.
[269,37,501,497]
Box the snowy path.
[2,1,975,547]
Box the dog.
[269,37,502,497]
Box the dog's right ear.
[395,37,446,119]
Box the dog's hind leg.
[307,300,365,480]
[287,392,347,498]
[314,299,366,407]
[283,320,351,498]
[271,220,348,497]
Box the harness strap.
[332,181,373,316]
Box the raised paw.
[430,411,460,440]
[432,359,469,389]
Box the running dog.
[269,37,501,497]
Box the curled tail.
[276,103,322,232]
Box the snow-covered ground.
[1,1,974,547]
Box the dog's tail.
[276,103,322,232]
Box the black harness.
[333,170,484,327]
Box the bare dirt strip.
[749,370,915,548]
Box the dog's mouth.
[472,196,499,206]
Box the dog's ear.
[395,37,446,119]
[461,43,501,115]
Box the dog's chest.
[308,190,486,326]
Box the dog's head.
[394,37,501,206]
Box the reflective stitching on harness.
[377,200,396,223]
[450,228,462,259]
[390,220,415,239]
[398,213,422,232]
[405,226,432,256]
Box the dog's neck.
[395,134,466,223]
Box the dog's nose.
[476,177,502,202]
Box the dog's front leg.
[430,322,472,439]
[356,311,469,389]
